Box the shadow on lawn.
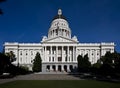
[0,64,33,79]
[68,72,120,83]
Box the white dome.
[48,9,71,39]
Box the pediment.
[42,36,78,43]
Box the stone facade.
[4,9,115,72]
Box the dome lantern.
[48,9,71,39]
[58,9,62,16]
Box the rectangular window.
[72,57,73,61]
[52,50,54,54]
[20,51,22,55]
[31,57,33,63]
[52,57,54,62]
[58,57,62,62]
[65,56,67,62]
[49,57,51,62]
[26,51,28,56]
[20,57,22,62]
[97,53,99,56]
[31,51,33,55]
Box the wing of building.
[4,9,115,72]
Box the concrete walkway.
[0,73,81,84]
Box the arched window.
[46,65,50,71]
[68,31,69,37]
[64,65,67,72]
[69,65,73,72]
[51,31,52,35]
[56,29,58,35]
[52,65,56,71]
[58,65,61,72]
[65,30,67,36]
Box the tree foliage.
[0,51,30,76]
[92,59,101,69]
[100,52,113,65]
[5,51,16,62]
[0,0,6,15]
[100,51,120,67]
[32,52,42,72]
[0,52,10,75]
[77,55,82,72]
[91,51,120,76]
[77,54,91,72]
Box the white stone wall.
[4,42,115,66]
[76,43,114,64]
[4,43,43,66]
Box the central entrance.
[52,65,56,71]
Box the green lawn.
[0,80,120,88]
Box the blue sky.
[0,0,120,52]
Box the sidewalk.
[0,73,81,84]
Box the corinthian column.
[50,46,52,62]
[62,46,64,62]
[56,46,58,62]
[67,46,69,62]
[45,46,46,62]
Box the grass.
[0,80,120,88]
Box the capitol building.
[4,9,115,72]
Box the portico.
[41,45,77,72]
[42,46,77,62]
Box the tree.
[0,0,6,15]
[84,54,91,68]
[92,61,102,74]
[77,55,83,72]
[92,59,101,68]
[100,52,113,65]
[98,51,120,76]
[0,51,30,76]
[112,52,120,74]
[5,51,16,62]
[77,54,91,72]
[0,52,11,75]
[32,52,42,72]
